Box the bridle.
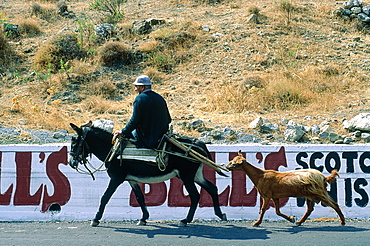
[70,126,107,180]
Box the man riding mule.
[69,121,228,227]
[115,75,171,149]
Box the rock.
[249,117,263,129]
[344,113,370,132]
[95,24,115,38]
[92,119,114,133]
[351,7,362,14]
[361,132,370,142]
[189,119,204,130]
[284,120,305,142]
[132,19,165,35]
[363,5,370,15]
[311,125,320,135]
[3,23,19,38]
[358,13,370,22]
[246,14,259,24]
[328,132,343,143]
[260,123,279,133]
[202,24,210,32]
[343,137,355,144]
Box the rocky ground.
[1,0,370,145]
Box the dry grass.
[0,0,369,137]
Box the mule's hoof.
[289,216,295,223]
[341,221,346,226]
[91,220,100,227]
[221,213,227,221]
[137,220,147,226]
[179,219,187,227]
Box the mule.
[69,121,227,227]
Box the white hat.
[133,75,152,86]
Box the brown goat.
[226,150,345,226]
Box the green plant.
[147,50,176,72]
[34,33,85,73]
[0,12,7,24]
[248,6,261,15]
[76,18,98,50]
[90,0,126,23]
[60,59,73,79]
[279,0,295,25]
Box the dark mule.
[69,121,227,227]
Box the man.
[117,75,171,149]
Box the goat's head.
[226,150,246,171]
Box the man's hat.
[133,75,152,86]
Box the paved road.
[1,219,369,246]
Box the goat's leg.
[253,197,270,227]
[195,178,227,221]
[91,178,122,227]
[320,196,346,226]
[129,181,149,226]
[179,180,200,227]
[272,198,295,223]
[296,199,314,226]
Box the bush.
[91,0,126,23]
[91,80,118,99]
[18,19,41,37]
[0,32,17,70]
[30,3,57,21]
[98,41,130,66]
[34,33,85,72]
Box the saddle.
[117,142,158,162]
[106,136,169,171]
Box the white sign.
[0,144,369,222]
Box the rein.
[74,127,107,180]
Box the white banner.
[0,144,369,221]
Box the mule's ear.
[70,123,81,134]
[82,120,93,128]
[238,150,242,156]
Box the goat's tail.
[325,169,340,184]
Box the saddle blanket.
[117,143,158,162]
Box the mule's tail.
[325,169,339,184]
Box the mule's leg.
[129,181,149,226]
[195,178,227,221]
[296,199,314,226]
[320,196,346,226]
[253,197,270,227]
[91,178,121,227]
[179,180,200,227]
[272,198,295,223]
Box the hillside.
[1,0,370,144]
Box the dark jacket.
[121,89,171,148]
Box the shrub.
[91,0,126,23]
[18,19,41,37]
[0,32,17,70]
[34,33,85,72]
[30,3,57,21]
[97,41,130,66]
[138,40,160,53]
[278,0,295,25]
[91,80,118,99]
[147,49,176,72]
[248,6,261,15]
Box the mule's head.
[69,121,92,169]
[226,150,246,171]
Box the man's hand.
[112,130,122,144]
